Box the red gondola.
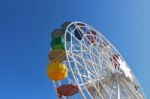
[57,84,79,98]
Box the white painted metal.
[52,22,145,99]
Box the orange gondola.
[48,49,66,62]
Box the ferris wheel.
[47,21,145,99]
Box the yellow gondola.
[47,61,68,81]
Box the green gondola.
[51,36,65,50]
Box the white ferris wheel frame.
[52,22,145,99]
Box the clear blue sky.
[0,0,149,99]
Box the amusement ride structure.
[47,22,145,99]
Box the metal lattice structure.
[52,22,145,99]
